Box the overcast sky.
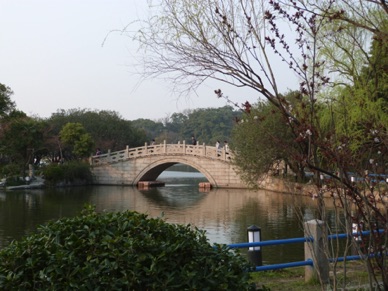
[0,0,297,121]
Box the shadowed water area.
[0,168,340,265]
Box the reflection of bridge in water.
[90,141,246,188]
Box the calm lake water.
[0,170,337,265]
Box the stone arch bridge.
[90,141,245,188]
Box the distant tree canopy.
[0,86,239,171]
[132,106,241,145]
[47,109,148,154]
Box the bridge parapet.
[90,141,231,166]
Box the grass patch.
[249,261,380,291]
[249,267,317,291]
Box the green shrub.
[0,206,255,290]
[42,161,92,186]
[3,175,26,186]
[1,163,22,179]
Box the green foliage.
[131,118,165,141]
[59,122,94,158]
[42,161,92,186]
[0,163,21,178]
[0,83,15,117]
[73,133,95,158]
[133,106,240,145]
[318,24,388,171]
[0,206,255,290]
[48,109,147,152]
[181,107,238,144]
[3,176,26,187]
[0,115,46,169]
[231,97,302,186]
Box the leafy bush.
[0,163,22,178]
[3,176,26,186]
[42,161,92,186]
[0,206,255,290]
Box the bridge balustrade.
[90,140,231,166]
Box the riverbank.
[260,176,318,197]
[2,177,45,190]
[261,176,388,204]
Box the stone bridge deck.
[90,141,245,188]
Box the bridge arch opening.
[134,160,216,187]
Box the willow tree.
[131,1,387,288]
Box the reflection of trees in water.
[139,175,208,208]
[1,185,348,265]
[140,185,207,209]
[233,193,344,264]
[0,187,96,248]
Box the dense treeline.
[0,85,240,179]
[131,106,240,145]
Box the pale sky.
[0,0,297,121]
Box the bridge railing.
[90,140,232,166]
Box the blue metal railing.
[227,237,312,249]
[225,229,385,272]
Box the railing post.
[164,140,167,153]
[107,149,111,163]
[183,140,186,154]
[304,219,329,284]
[202,143,206,156]
[144,142,148,155]
[126,145,129,157]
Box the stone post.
[183,140,186,154]
[28,164,34,179]
[163,140,167,153]
[202,143,206,157]
[304,219,329,283]
[144,143,148,155]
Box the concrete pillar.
[163,140,167,153]
[202,143,206,156]
[183,140,186,154]
[126,145,130,157]
[304,219,329,283]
